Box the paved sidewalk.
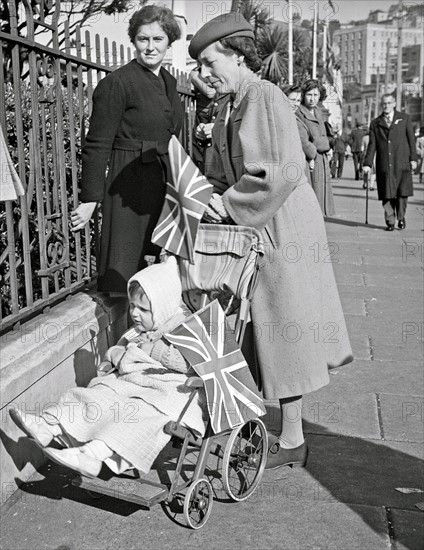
[1,159,423,550]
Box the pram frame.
[72,224,268,529]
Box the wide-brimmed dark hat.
[189,11,254,59]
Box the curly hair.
[301,79,327,102]
[128,5,182,45]
[216,36,262,72]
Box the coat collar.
[297,104,320,123]
[131,59,177,100]
[233,71,261,109]
[376,110,402,128]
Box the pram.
[73,223,268,529]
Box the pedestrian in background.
[416,126,424,184]
[349,122,366,180]
[283,84,302,113]
[363,93,417,231]
[71,5,183,293]
[330,127,349,180]
[296,79,335,216]
[361,128,375,190]
[190,67,223,173]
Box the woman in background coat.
[71,5,183,293]
[296,79,335,217]
[189,13,352,470]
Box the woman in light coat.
[189,13,352,470]
[296,79,335,216]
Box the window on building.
[355,105,359,113]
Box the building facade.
[334,22,423,87]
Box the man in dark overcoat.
[363,93,417,230]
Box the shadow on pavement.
[325,217,383,230]
[264,403,423,550]
[9,411,424,548]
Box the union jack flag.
[165,300,266,433]
[151,135,213,263]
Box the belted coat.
[296,104,335,216]
[206,74,353,399]
[363,111,417,201]
[80,60,183,292]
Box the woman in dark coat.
[296,79,335,217]
[71,5,183,293]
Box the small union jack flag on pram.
[165,300,266,433]
[151,135,213,263]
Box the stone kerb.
[0,290,128,506]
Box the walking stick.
[364,171,369,224]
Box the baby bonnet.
[127,256,182,328]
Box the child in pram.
[10,257,206,478]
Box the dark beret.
[189,11,255,59]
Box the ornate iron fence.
[0,0,195,334]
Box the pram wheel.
[222,419,267,502]
[183,478,213,529]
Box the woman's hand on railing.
[70,202,97,231]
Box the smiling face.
[303,87,320,110]
[134,22,169,72]
[198,42,241,94]
[287,91,301,112]
[129,290,155,331]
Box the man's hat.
[189,11,254,59]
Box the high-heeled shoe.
[9,408,55,448]
[43,446,102,478]
[265,440,309,470]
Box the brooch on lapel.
[394,119,402,126]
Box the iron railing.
[0,0,195,334]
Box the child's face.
[129,291,154,331]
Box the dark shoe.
[398,220,405,230]
[265,441,308,470]
[386,224,395,231]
